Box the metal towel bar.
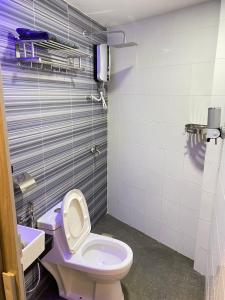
[15,38,92,74]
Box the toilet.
[37,189,133,300]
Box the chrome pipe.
[83,30,126,43]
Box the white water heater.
[94,44,111,82]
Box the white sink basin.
[17,225,45,271]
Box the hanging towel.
[16,28,79,49]
[16,28,51,40]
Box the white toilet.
[37,189,133,300]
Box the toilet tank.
[37,202,62,233]
[37,201,69,259]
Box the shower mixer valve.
[90,145,101,156]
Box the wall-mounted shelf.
[15,38,92,74]
[185,123,207,135]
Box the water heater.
[94,44,111,82]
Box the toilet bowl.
[37,189,133,300]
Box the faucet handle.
[90,145,101,156]
[95,146,101,155]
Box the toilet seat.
[63,233,133,277]
[61,189,91,253]
[82,239,126,267]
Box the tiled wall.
[108,1,220,260]
[0,0,107,295]
[197,0,225,297]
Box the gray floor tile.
[40,214,205,300]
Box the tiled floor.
[39,214,205,300]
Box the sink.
[17,225,45,271]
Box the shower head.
[111,42,138,48]
[83,29,138,49]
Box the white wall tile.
[107,178,123,216]
[192,27,220,63]
[110,47,137,73]
[145,217,162,241]
[148,65,192,95]
[215,20,225,60]
[163,125,187,152]
[117,161,147,190]
[190,63,215,95]
[177,232,196,259]
[146,147,166,174]
[130,207,146,233]
[164,176,182,205]
[116,142,149,170]
[200,191,214,222]
[188,95,211,125]
[167,95,190,125]
[136,40,154,68]
[178,206,199,239]
[180,181,202,211]
[145,122,167,149]
[116,94,152,124]
[117,119,149,147]
[197,219,211,249]
[108,0,219,263]
[165,150,184,179]
[162,200,180,230]
[171,1,219,33]
[145,170,164,199]
[145,195,163,222]
[125,184,147,212]
[195,2,225,296]
[156,31,195,66]
[212,61,225,95]
[194,246,208,275]
[109,66,136,95]
[204,140,223,167]
[183,152,205,185]
[202,160,219,193]
[160,224,179,250]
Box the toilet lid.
[61,189,91,253]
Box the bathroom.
[0,0,225,299]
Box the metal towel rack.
[15,38,92,74]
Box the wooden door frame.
[0,68,25,300]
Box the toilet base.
[41,260,124,300]
[94,281,124,300]
[59,282,124,300]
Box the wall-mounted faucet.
[90,145,101,156]
[17,202,35,228]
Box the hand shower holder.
[185,123,225,144]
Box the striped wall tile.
[0,0,107,296]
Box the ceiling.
[65,0,211,27]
